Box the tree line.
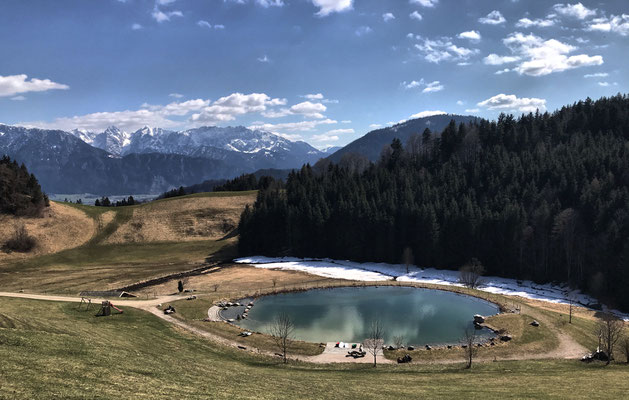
[0,155,49,216]
[239,94,629,311]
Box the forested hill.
[239,94,629,310]
[0,155,49,216]
[327,114,478,163]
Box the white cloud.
[214,24,225,29]
[256,0,284,7]
[0,74,69,97]
[414,36,479,63]
[197,20,212,28]
[479,10,506,25]
[553,3,596,20]
[303,93,324,100]
[584,72,608,78]
[465,108,480,113]
[598,81,610,87]
[423,81,444,93]
[503,32,603,76]
[169,93,184,98]
[191,92,286,125]
[249,119,337,133]
[410,11,423,21]
[311,0,353,17]
[369,124,382,129]
[495,68,511,75]
[383,13,395,22]
[409,110,446,119]
[341,120,351,124]
[142,99,210,116]
[516,17,556,28]
[289,101,327,118]
[11,95,26,101]
[483,53,520,65]
[587,15,629,36]
[355,26,373,36]
[152,7,183,23]
[458,30,481,41]
[312,128,354,143]
[258,55,270,63]
[132,23,143,30]
[478,93,546,113]
[157,0,177,5]
[402,79,424,89]
[410,0,438,7]
[456,100,464,106]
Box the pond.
[231,286,499,345]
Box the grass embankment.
[0,192,255,295]
[1,297,628,399]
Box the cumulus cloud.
[312,0,353,17]
[478,93,546,113]
[495,68,511,75]
[483,54,520,65]
[479,10,506,25]
[516,17,556,28]
[289,101,327,118]
[248,119,337,133]
[132,23,143,30]
[410,0,439,7]
[303,93,324,100]
[413,36,479,63]
[22,109,180,132]
[382,13,395,22]
[503,32,603,76]
[587,15,629,36]
[458,30,481,41]
[256,0,284,7]
[553,3,596,20]
[191,92,286,125]
[0,74,69,97]
[369,123,382,129]
[11,95,26,101]
[152,7,183,23]
[312,128,354,143]
[410,11,423,21]
[409,110,446,119]
[197,20,212,28]
[258,55,270,63]
[423,81,444,93]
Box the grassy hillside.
[0,191,256,294]
[1,297,627,399]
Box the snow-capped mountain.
[120,125,324,170]
[70,126,130,155]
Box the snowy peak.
[69,126,129,155]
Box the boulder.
[407,346,415,351]
[530,320,540,327]
[500,335,512,342]
[473,314,485,324]
[425,345,432,350]
[387,345,395,351]
[447,345,452,349]
[474,321,483,330]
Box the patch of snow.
[235,256,629,321]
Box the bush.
[4,223,37,253]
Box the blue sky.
[0,0,627,148]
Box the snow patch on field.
[235,256,629,320]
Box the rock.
[228,318,235,322]
[387,345,395,351]
[530,320,540,327]
[461,345,467,349]
[490,342,495,346]
[238,345,247,350]
[500,335,512,342]
[473,314,485,324]
[248,302,254,306]
[397,354,412,364]
[477,343,483,347]
[407,346,415,351]
[447,345,452,349]
[186,295,197,300]
[474,321,483,330]
[425,345,432,350]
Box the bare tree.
[402,247,414,275]
[363,319,385,367]
[596,313,623,365]
[620,334,629,364]
[271,277,278,289]
[270,312,294,364]
[393,335,405,349]
[459,258,485,289]
[461,326,478,369]
[212,283,220,292]
[568,295,574,324]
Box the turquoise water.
[234,286,499,345]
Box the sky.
[0,0,627,149]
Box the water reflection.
[235,286,498,345]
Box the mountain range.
[0,114,474,195]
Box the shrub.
[4,223,37,253]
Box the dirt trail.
[0,291,589,365]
